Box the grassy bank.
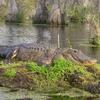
[0,58,99,95]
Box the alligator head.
[62,48,97,66]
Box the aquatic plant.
[67,5,87,23]
[89,35,100,46]
[87,12,100,46]
[15,11,25,23]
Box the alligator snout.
[82,59,97,66]
[64,48,97,66]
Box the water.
[0,87,99,100]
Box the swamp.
[0,0,100,100]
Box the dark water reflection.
[0,23,100,62]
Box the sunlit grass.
[26,58,93,81]
[3,68,16,78]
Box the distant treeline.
[0,0,100,25]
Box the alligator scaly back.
[16,43,48,61]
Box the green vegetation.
[26,58,91,81]
[3,68,16,77]
[0,58,99,94]
[26,62,48,75]
[0,0,100,28]
[0,61,25,68]
[0,5,7,22]
[16,0,36,23]
[89,35,100,46]
[67,5,87,23]
[15,11,25,23]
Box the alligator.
[0,43,97,66]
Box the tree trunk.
[6,0,18,22]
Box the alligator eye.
[74,50,78,53]
[37,48,39,50]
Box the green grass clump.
[26,58,90,81]
[94,64,100,70]
[3,68,16,78]
[0,61,25,69]
[48,58,90,81]
[26,62,48,75]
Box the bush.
[15,11,25,23]
[67,5,87,23]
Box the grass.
[67,5,87,23]
[0,58,99,93]
[3,68,16,77]
[0,58,98,81]
[0,61,25,69]
[26,58,92,81]
[26,62,48,75]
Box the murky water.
[0,23,100,100]
[0,87,99,100]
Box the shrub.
[67,5,87,23]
